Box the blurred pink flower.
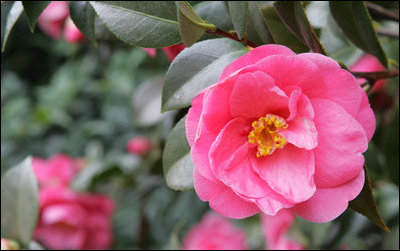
[182,212,248,250]
[34,187,114,250]
[63,17,86,43]
[1,238,19,250]
[142,44,186,61]
[127,136,152,156]
[162,44,186,61]
[37,1,70,40]
[33,154,81,188]
[350,54,387,93]
[262,209,304,250]
[187,44,374,222]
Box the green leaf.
[246,1,275,45]
[163,115,193,191]
[69,1,97,45]
[22,1,50,32]
[194,1,233,32]
[89,1,181,48]
[329,1,388,68]
[349,165,391,232]
[178,1,211,47]
[162,38,248,112]
[1,1,24,52]
[274,1,326,54]
[1,157,39,247]
[260,4,309,53]
[227,1,248,40]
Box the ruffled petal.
[186,90,206,146]
[219,45,296,81]
[291,170,364,223]
[193,168,260,219]
[355,90,376,142]
[229,71,290,119]
[311,98,368,188]
[298,53,362,117]
[253,145,316,203]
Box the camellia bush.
[1,1,399,250]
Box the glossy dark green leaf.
[274,1,326,54]
[329,1,388,67]
[163,115,193,191]
[69,1,97,45]
[227,1,248,39]
[1,157,39,247]
[260,4,309,53]
[194,1,233,32]
[22,1,50,32]
[178,1,209,47]
[162,38,248,112]
[349,165,391,232]
[89,1,181,48]
[1,1,24,52]
[247,1,274,45]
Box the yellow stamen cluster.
[248,114,288,157]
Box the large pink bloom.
[34,187,114,250]
[33,154,81,188]
[186,44,374,222]
[182,212,248,250]
[262,209,303,250]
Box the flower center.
[248,114,288,157]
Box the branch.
[366,2,399,22]
[351,69,399,80]
[206,28,259,48]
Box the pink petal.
[219,44,296,81]
[142,48,157,57]
[253,145,316,203]
[186,90,206,146]
[229,71,290,119]
[255,195,295,216]
[252,55,327,98]
[291,170,365,223]
[209,117,273,198]
[298,53,363,117]
[193,168,260,219]
[355,90,376,142]
[311,98,368,188]
[162,44,186,61]
[281,92,318,150]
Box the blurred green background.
[1,1,399,250]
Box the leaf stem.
[206,28,259,48]
[366,2,399,22]
[351,69,399,80]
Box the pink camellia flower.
[186,44,375,222]
[34,187,114,250]
[161,44,186,61]
[182,212,248,250]
[126,136,152,156]
[33,154,81,188]
[262,209,303,250]
[37,1,70,39]
[63,17,86,43]
[142,44,186,61]
[1,238,19,250]
[350,54,387,93]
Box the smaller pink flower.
[34,187,114,250]
[63,17,86,43]
[182,212,248,250]
[261,209,304,250]
[350,54,387,93]
[126,136,152,156]
[1,238,19,250]
[37,1,70,39]
[33,154,81,188]
[161,44,186,61]
[142,48,157,57]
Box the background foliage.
[1,1,399,249]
